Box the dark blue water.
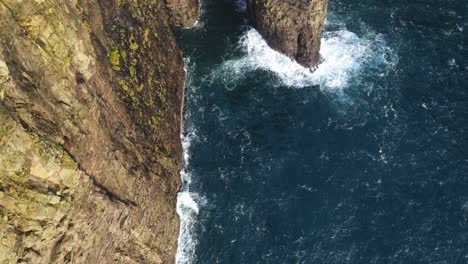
[175,1,468,263]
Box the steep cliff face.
[249,0,328,68]
[0,0,197,263]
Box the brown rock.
[0,0,198,263]
[165,0,200,27]
[249,0,328,69]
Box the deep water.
[175,0,468,263]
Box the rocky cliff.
[249,0,328,68]
[0,0,198,263]
[0,0,326,262]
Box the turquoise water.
[175,0,468,263]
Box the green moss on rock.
[108,47,121,71]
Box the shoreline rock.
[0,0,330,262]
[249,0,328,69]
[0,0,198,263]
[165,0,201,28]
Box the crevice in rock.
[75,72,86,84]
[89,175,138,207]
[49,234,65,263]
[8,109,139,208]
[62,147,138,207]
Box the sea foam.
[175,129,201,264]
[176,59,202,264]
[175,16,397,264]
[215,25,395,90]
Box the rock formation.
[0,0,198,263]
[0,0,326,262]
[165,0,200,27]
[249,0,328,68]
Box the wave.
[175,13,398,264]
[176,190,200,264]
[175,130,201,264]
[213,24,396,90]
[175,60,202,264]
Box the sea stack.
[249,0,328,69]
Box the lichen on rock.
[0,0,198,263]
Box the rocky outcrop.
[165,0,200,28]
[249,0,328,68]
[0,0,197,263]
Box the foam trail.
[176,60,201,264]
[215,26,395,90]
[176,132,200,264]
[175,14,397,264]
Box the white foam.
[176,60,202,264]
[175,132,200,264]
[175,17,397,264]
[178,191,199,214]
[215,26,395,90]
[176,190,200,264]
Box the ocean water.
[175,0,468,263]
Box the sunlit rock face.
[249,0,328,69]
[0,0,198,263]
[165,0,200,27]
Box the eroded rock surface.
[165,0,200,27]
[0,0,197,263]
[249,0,328,68]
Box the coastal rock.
[249,0,328,68]
[0,0,197,263]
[165,0,200,27]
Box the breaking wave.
[214,25,396,90]
[175,11,398,264]
[175,60,202,264]
[175,130,201,264]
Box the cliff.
[249,0,328,68]
[0,0,198,263]
[0,0,325,262]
